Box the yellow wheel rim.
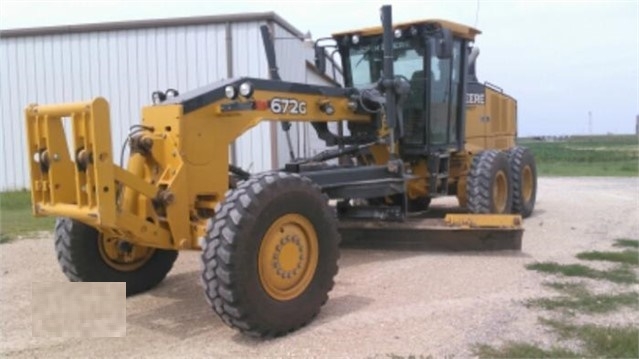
[98,235,155,272]
[522,165,533,203]
[258,213,319,301]
[493,170,508,213]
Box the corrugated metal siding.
[231,21,272,173]
[0,16,342,190]
[271,23,347,166]
[0,20,279,190]
[271,23,307,166]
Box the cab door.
[427,39,463,150]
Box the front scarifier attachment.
[25,98,179,295]
[25,98,118,226]
[24,98,174,250]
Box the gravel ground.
[1,177,638,358]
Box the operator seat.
[404,70,426,144]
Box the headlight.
[224,85,237,99]
[394,29,402,39]
[239,82,254,98]
[352,35,360,45]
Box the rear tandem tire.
[54,218,178,296]
[201,172,340,337]
[508,146,537,218]
[467,150,513,214]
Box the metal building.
[0,12,341,190]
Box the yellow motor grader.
[24,5,536,336]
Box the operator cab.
[329,20,480,155]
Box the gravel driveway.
[1,177,637,358]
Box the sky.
[1,0,638,136]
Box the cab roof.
[332,19,481,41]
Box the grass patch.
[0,233,12,244]
[576,249,639,266]
[614,238,639,249]
[0,190,54,243]
[476,320,639,359]
[526,262,637,284]
[542,281,589,296]
[474,342,579,358]
[528,291,638,314]
[518,134,638,177]
[481,238,639,358]
[534,282,639,314]
[542,318,639,358]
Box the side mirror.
[314,45,327,74]
[432,28,453,59]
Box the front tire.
[54,218,178,296]
[201,172,340,337]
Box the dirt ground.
[1,177,638,358]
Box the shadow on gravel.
[316,293,375,323]
[338,248,528,273]
[127,270,224,339]
[338,249,422,270]
[230,294,374,347]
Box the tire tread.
[201,172,339,337]
[467,150,513,213]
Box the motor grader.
[24,5,537,336]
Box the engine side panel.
[464,82,517,153]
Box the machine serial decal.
[270,98,308,115]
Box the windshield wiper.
[354,48,373,68]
